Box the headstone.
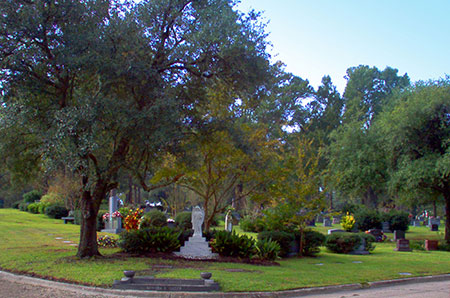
[175,207,217,259]
[316,215,324,223]
[101,189,123,234]
[425,240,438,251]
[350,237,369,255]
[382,221,391,233]
[394,230,405,241]
[306,219,316,227]
[412,219,421,227]
[332,217,341,225]
[428,218,440,227]
[395,239,411,252]
[431,224,439,231]
[327,229,346,235]
[323,218,332,227]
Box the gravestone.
[425,240,438,251]
[327,229,346,234]
[332,217,341,225]
[393,230,405,241]
[306,219,316,227]
[323,218,332,227]
[411,219,421,227]
[101,189,123,234]
[382,221,391,233]
[430,224,439,231]
[175,207,217,259]
[394,239,411,252]
[316,215,324,223]
[350,237,369,255]
[428,218,440,227]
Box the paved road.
[0,270,449,298]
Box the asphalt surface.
[0,270,449,298]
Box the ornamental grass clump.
[255,239,281,261]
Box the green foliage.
[301,230,326,256]
[12,201,21,209]
[37,202,52,214]
[437,242,450,252]
[354,209,382,231]
[18,201,29,211]
[139,210,167,229]
[118,227,180,253]
[40,193,64,205]
[240,215,267,233]
[340,213,356,232]
[410,240,425,251]
[211,230,255,258]
[22,190,41,203]
[258,231,294,257]
[97,235,118,248]
[175,212,192,230]
[44,205,69,219]
[325,232,361,254]
[385,210,410,231]
[255,239,280,261]
[359,233,376,251]
[26,202,39,214]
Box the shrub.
[118,227,180,253]
[45,205,69,219]
[240,216,266,233]
[18,201,29,211]
[12,201,22,209]
[300,230,326,256]
[437,242,450,252]
[139,210,167,228]
[97,210,107,231]
[175,212,192,230]
[38,202,52,214]
[255,239,280,261]
[258,231,294,257]
[74,210,82,225]
[325,232,361,254]
[341,212,356,231]
[27,202,40,214]
[359,233,376,251]
[386,210,409,231]
[23,190,41,203]
[40,192,64,205]
[354,209,382,231]
[410,240,425,251]
[210,230,255,258]
[97,235,118,248]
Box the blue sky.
[237,0,450,93]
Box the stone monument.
[175,206,217,259]
[101,189,123,234]
[225,210,233,232]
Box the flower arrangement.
[112,211,122,218]
[341,212,356,231]
[167,218,175,223]
[97,235,118,248]
[102,212,110,222]
[124,208,143,231]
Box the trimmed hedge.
[239,215,266,233]
[23,190,41,203]
[175,212,192,230]
[258,231,294,257]
[27,202,40,214]
[139,210,167,228]
[354,209,382,231]
[299,230,326,256]
[118,227,181,253]
[211,230,255,258]
[325,232,375,254]
[45,205,69,219]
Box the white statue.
[225,210,233,232]
[192,206,204,237]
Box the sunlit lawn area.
[0,209,448,292]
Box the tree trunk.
[77,189,101,258]
[444,190,450,244]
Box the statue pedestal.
[175,235,217,259]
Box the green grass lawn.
[0,209,449,292]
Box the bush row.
[354,209,410,231]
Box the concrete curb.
[1,270,449,298]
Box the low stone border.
[0,269,449,298]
